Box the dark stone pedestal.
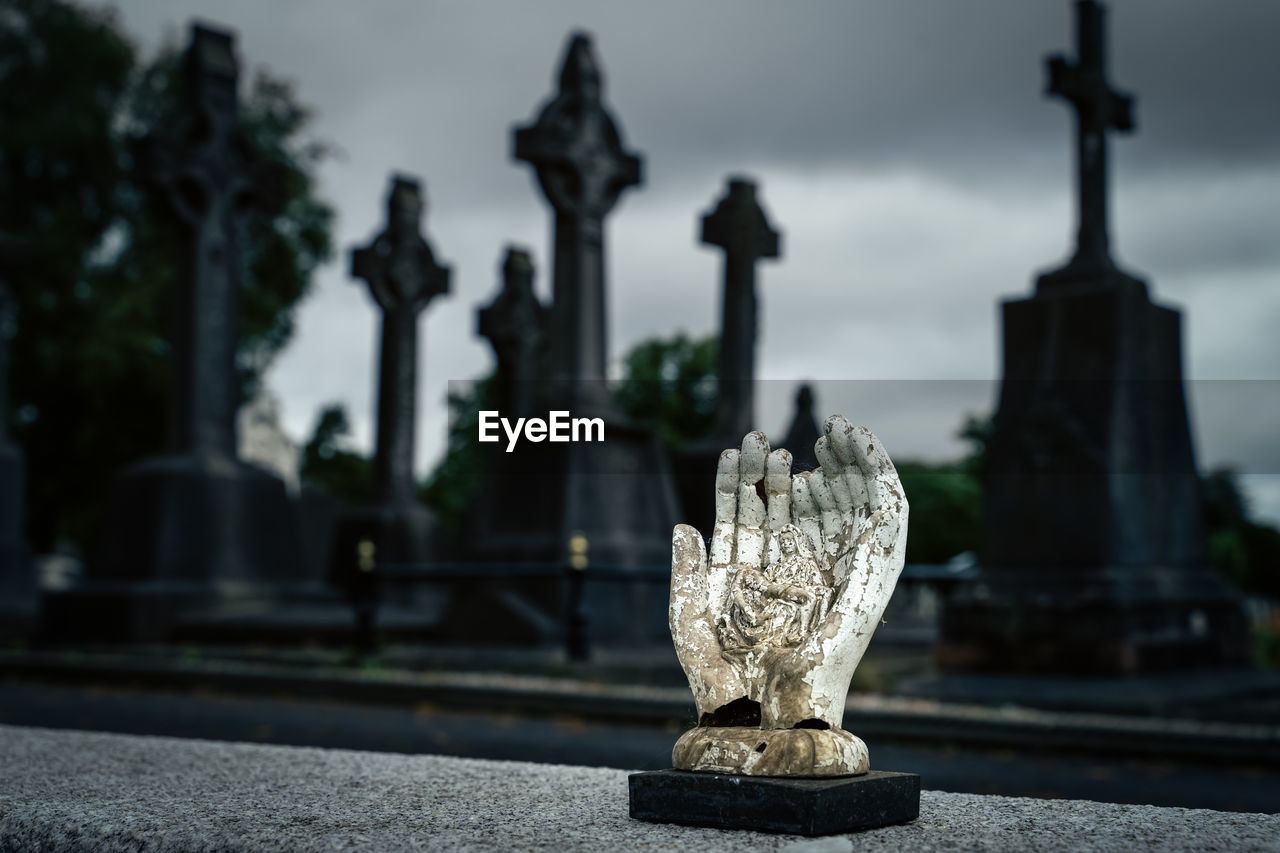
[629,769,919,836]
[94,454,304,583]
[940,269,1250,675]
[41,453,307,642]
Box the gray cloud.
[92,0,1280,522]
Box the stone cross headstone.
[326,176,450,582]
[350,175,450,508]
[700,177,780,440]
[514,32,641,408]
[451,32,679,644]
[1045,0,1133,280]
[780,384,820,473]
[478,246,547,418]
[672,179,781,537]
[133,24,284,459]
[935,0,1249,676]
[43,23,307,642]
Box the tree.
[419,373,495,531]
[0,0,334,551]
[300,404,371,506]
[613,333,718,452]
[1202,468,1280,600]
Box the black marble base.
[628,769,919,836]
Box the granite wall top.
[1,724,1276,852]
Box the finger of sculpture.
[849,424,903,515]
[814,435,853,513]
[670,524,747,717]
[789,471,825,560]
[735,432,769,567]
[825,415,871,506]
[764,449,792,531]
[807,468,843,553]
[763,448,792,566]
[710,448,739,568]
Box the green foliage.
[300,404,371,506]
[896,462,981,564]
[613,333,718,452]
[420,375,495,519]
[1202,469,1280,599]
[1,0,334,550]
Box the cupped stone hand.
[669,415,908,776]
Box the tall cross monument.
[327,175,449,580]
[134,25,284,459]
[351,175,450,508]
[478,247,547,420]
[47,23,307,642]
[451,33,679,644]
[935,0,1249,677]
[514,32,641,410]
[1045,0,1134,280]
[700,177,780,440]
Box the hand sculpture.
[669,415,908,776]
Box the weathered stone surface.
[5,726,1279,852]
[669,417,908,776]
[629,769,918,836]
[672,726,868,777]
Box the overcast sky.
[91,0,1280,520]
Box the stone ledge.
[1,724,1277,852]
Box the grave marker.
[936,0,1249,675]
[44,23,307,642]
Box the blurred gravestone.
[780,384,821,474]
[937,0,1250,675]
[42,23,307,642]
[328,175,448,585]
[455,33,680,646]
[0,233,35,625]
[477,246,547,420]
[703,177,780,440]
[675,177,781,536]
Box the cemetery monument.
[631,417,919,834]
[675,177,782,535]
[42,24,307,641]
[936,0,1250,674]
[477,246,548,420]
[328,174,449,579]
[460,32,680,574]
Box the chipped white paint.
[669,416,908,777]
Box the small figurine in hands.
[669,415,908,776]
